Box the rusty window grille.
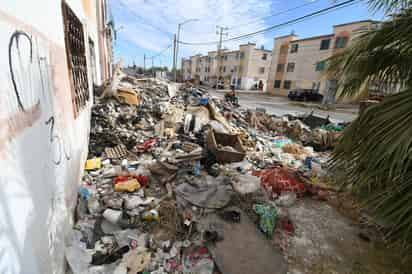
[62,2,90,118]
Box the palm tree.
[327,0,412,248]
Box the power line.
[178,0,360,46]
[148,44,173,59]
[117,0,173,38]
[228,0,322,30]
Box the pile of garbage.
[66,72,345,274]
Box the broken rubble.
[68,70,345,274]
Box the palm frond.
[367,0,412,13]
[326,7,412,98]
[330,87,412,246]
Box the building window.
[315,61,326,71]
[259,67,265,74]
[205,67,208,73]
[283,80,292,89]
[262,53,267,60]
[235,52,239,59]
[224,55,228,60]
[312,81,320,90]
[223,66,226,73]
[88,38,97,85]
[287,62,295,72]
[274,80,281,88]
[280,45,288,55]
[62,1,90,118]
[320,39,331,50]
[277,64,285,72]
[290,44,298,53]
[335,37,348,49]
[239,52,245,59]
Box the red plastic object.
[136,138,157,152]
[114,175,149,187]
[136,175,149,187]
[114,176,130,184]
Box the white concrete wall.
[0,1,97,273]
[183,44,273,90]
[198,56,209,82]
[244,49,272,91]
[182,59,191,80]
[208,51,218,83]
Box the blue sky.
[111,0,384,68]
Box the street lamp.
[174,18,199,82]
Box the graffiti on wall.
[5,29,71,165]
[0,23,77,274]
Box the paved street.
[208,90,358,123]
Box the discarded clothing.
[253,204,278,238]
[256,166,306,197]
[175,176,233,209]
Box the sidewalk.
[210,88,268,95]
[289,101,359,114]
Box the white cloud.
[114,0,275,58]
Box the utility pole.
[176,26,181,81]
[216,25,228,90]
[152,57,154,79]
[173,34,177,82]
[143,54,146,75]
[174,19,198,83]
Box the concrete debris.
[67,71,346,274]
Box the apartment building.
[0,1,113,273]
[267,20,378,98]
[182,43,272,91]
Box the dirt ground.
[282,197,412,274]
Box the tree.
[327,0,412,248]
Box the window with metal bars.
[62,2,90,118]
